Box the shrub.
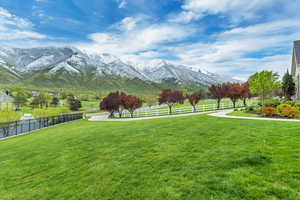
[282,100,296,106]
[294,102,300,111]
[261,107,277,117]
[277,104,292,114]
[245,105,255,112]
[67,95,82,111]
[281,108,300,118]
[259,99,281,108]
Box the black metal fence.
[0,113,83,139]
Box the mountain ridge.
[0,46,238,94]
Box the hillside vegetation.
[0,115,300,199]
[0,71,207,96]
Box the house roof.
[0,92,14,103]
[294,40,300,65]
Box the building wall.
[295,67,300,100]
[292,46,300,100]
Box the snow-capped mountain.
[0,46,236,85]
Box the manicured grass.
[1,115,300,199]
[81,101,100,110]
[227,110,260,117]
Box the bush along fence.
[115,102,245,118]
[0,113,83,139]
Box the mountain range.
[0,46,236,93]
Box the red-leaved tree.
[122,95,143,118]
[226,83,244,108]
[158,89,185,114]
[209,84,227,109]
[240,82,252,106]
[188,93,203,112]
[100,91,122,117]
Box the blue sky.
[1,0,300,79]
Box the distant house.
[0,92,14,110]
[31,91,40,97]
[292,41,300,100]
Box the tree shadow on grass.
[230,154,272,169]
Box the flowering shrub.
[294,102,300,111]
[261,107,277,117]
[281,108,300,118]
[276,104,292,115]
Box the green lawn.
[81,101,100,110]
[1,115,300,200]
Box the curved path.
[88,111,215,121]
[89,109,300,122]
[209,109,300,122]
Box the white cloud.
[170,0,274,23]
[0,7,31,28]
[80,17,196,56]
[117,0,127,8]
[170,11,203,23]
[0,7,47,40]
[78,16,299,78]
[169,19,300,76]
[113,16,144,31]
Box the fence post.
[21,121,23,134]
[15,121,18,135]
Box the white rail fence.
[116,102,245,118]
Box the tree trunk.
[193,105,196,112]
[130,112,134,118]
[168,106,172,115]
[233,100,236,108]
[217,99,221,109]
[243,98,247,107]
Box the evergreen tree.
[282,70,295,100]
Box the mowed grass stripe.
[0,115,300,200]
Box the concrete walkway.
[209,109,300,122]
[89,109,300,122]
[88,111,215,121]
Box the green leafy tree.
[31,92,52,108]
[51,97,60,107]
[11,87,31,109]
[248,71,281,105]
[67,95,82,111]
[282,70,295,100]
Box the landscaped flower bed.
[232,99,300,119]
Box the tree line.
[100,70,296,118]
[100,83,251,118]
